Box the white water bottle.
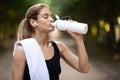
[52,20,88,34]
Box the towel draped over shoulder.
[13,38,50,80]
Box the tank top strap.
[51,41,60,55]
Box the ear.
[30,19,38,27]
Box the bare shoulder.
[13,44,26,62]
[12,44,26,79]
[54,41,69,53]
[54,41,66,48]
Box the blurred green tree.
[0,0,41,40]
[60,0,120,52]
[0,0,120,52]
[0,0,77,40]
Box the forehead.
[39,7,52,15]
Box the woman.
[12,3,89,80]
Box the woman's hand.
[66,29,83,41]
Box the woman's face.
[36,7,54,33]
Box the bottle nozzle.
[55,15,60,20]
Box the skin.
[12,7,89,80]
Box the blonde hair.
[17,3,49,40]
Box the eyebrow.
[43,12,52,16]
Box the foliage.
[0,0,41,39]
[0,0,120,52]
[61,0,120,24]
[59,0,120,52]
[0,0,78,40]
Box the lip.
[49,24,54,29]
[49,23,54,27]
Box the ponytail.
[17,18,32,40]
[17,3,49,41]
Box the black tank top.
[23,41,61,80]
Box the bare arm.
[57,30,89,73]
[12,45,26,80]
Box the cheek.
[38,21,49,29]
[40,22,48,26]
[38,19,48,25]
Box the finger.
[65,29,76,37]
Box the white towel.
[13,38,50,80]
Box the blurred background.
[0,0,120,80]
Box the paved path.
[0,36,120,80]
[0,51,12,80]
[59,37,120,80]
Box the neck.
[32,32,51,47]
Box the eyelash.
[43,15,48,19]
[43,15,53,19]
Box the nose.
[49,17,54,22]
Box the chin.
[47,28,54,33]
[51,27,55,31]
